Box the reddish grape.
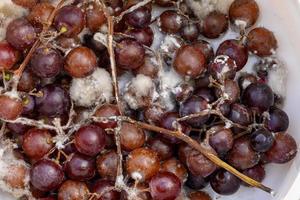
[242,83,274,112]
[65,46,97,78]
[180,23,199,42]
[229,0,260,29]
[178,143,193,165]
[174,83,194,103]
[65,153,96,181]
[0,95,23,120]
[6,18,36,50]
[126,27,154,47]
[58,180,89,200]
[35,85,70,118]
[210,170,240,195]
[250,128,274,152]
[149,172,181,200]
[74,125,106,156]
[120,122,145,151]
[91,179,120,200]
[22,128,53,160]
[86,2,106,32]
[216,79,240,103]
[242,165,265,186]
[104,0,123,16]
[147,137,174,160]
[189,191,212,200]
[96,150,118,180]
[160,158,188,182]
[265,133,297,164]
[4,164,27,189]
[202,11,229,39]
[54,5,85,37]
[27,3,55,29]
[227,136,260,170]
[94,104,120,129]
[266,107,289,132]
[0,41,19,70]
[30,159,64,192]
[246,27,277,57]
[173,44,206,78]
[192,40,214,63]
[115,39,145,70]
[208,126,234,156]
[216,39,248,71]
[126,148,160,181]
[125,5,152,28]
[195,73,211,89]
[30,47,63,78]
[159,10,184,34]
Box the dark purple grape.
[194,88,216,103]
[65,153,96,181]
[30,159,64,192]
[179,96,210,127]
[6,18,36,50]
[216,39,248,71]
[209,55,237,81]
[195,73,210,89]
[186,173,208,190]
[202,11,229,39]
[180,23,199,42]
[219,100,231,117]
[91,179,121,200]
[208,126,234,156]
[250,128,274,152]
[22,94,35,116]
[30,47,63,78]
[242,83,274,112]
[265,133,297,164]
[74,125,106,156]
[125,6,151,28]
[266,107,289,132]
[35,85,70,117]
[242,165,265,186]
[229,103,252,126]
[54,5,85,37]
[160,112,191,144]
[227,136,260,170]
[210,170,240,195]
[159,10,184,34]
[126,26,154,47]
[7,123,29,135]
[149,172,181,200]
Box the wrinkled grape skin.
[6,18,36,50]
[242,83,274,112]
[265,133,297,164]
[266,107,289,132]
[27,3,55,29]
[54,5,85,37]
[125,6,152,29]
[94,104,120,129]
[35,85,70,118]
[227,136,260,170]
[217,39,248,71]
[30,159,64,192]
[210,170,240,195]
[0,41,19,70]
[149,172,181,200]
[30,47,63,78]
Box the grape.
[96,150,118,180]
[74,125,106,156]
[189,191,212,200]
[229,103,252,126]
[250,128,274,152]
[266,107,289,132]
[159,10,184,34]
[120,122,145,151]
[174,83,194,103]
[27,3,54,29]
[22,128,53,160]
[242,83,274,112]
[173,45,206,78]
[21,94,35,116]
[54,5,85,37]
[238,73,258,91]
[208,126,234,156]
[147,137,174,160]
[94,104,120,129]
[91,179,120,200]
[209,55,237,81]
[155,0,175,7]
[0,95,23,120]
[227,136,260,170]
[86,2,106,32]
[194,87,216,103]
[265,133,297,164]
[6,18,36,50]
[4,164,27,189]
[216,39,248,70]
[202,11,229,39]
[30,159,64,192]
[180,23,199,42]
[30,47,63,78]
[160,158,188,182]
[126,27,154,47]
[134,55,159,78]
[0,41,19,70]
[216,79,240,103]
[35,84,70,118]
[192,40,215,63]
[125,5,152,28]
[186,173,208,190]
[65,153,96,181]
[58,180,89,200]
[210,170,240,195]
[7,122,28,135]
[242,164,265,186]
[149,172,181,200]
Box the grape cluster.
[0,0,297,200]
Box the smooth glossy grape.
[227,136,260,170]
[202,11,229,39]
[74,125,106,156]
[65,153,96,181]
[54,5,85,37]
[30,47,63,78]
[30,159,64,192]
[266,107,289,132]
[0,95,23,120]
[242,83,274,112]
[22,128,53,159]
[0,41,19,70]
[149,172,181,200]
[250,128,274,152]
[210,170,240,195]
[208,126,234,156]
[194,87,216,103]
[6,18,36,50]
